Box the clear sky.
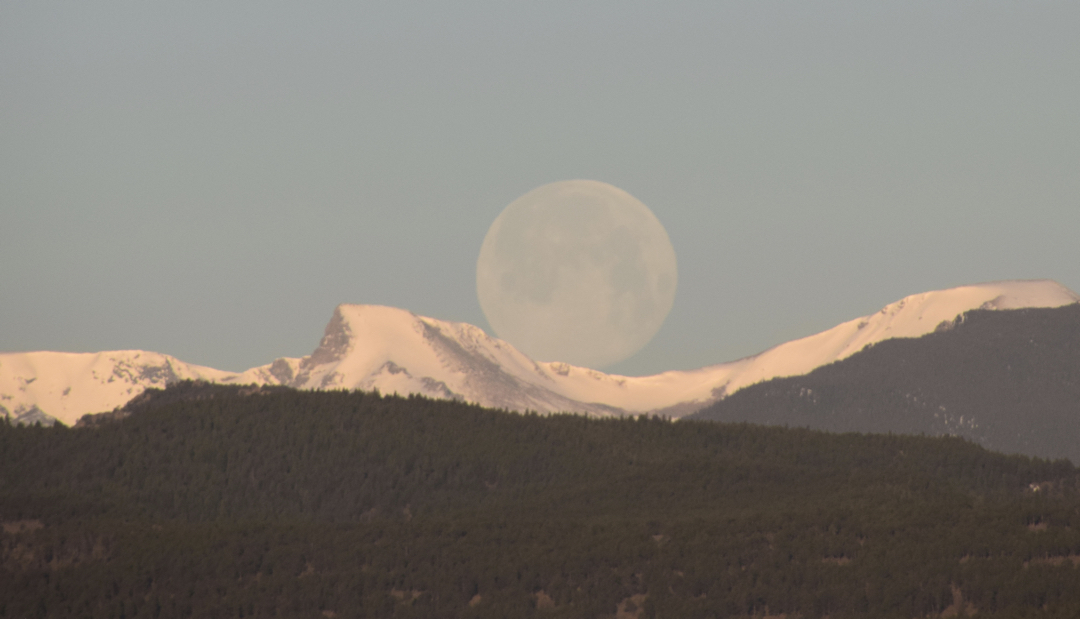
[3,2,1079,376]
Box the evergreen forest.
[3,381,1080,618]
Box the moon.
[476,180,677,369]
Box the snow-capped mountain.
[689,302,1080,463]
[231,304,629,418]
[2,279,1077,427]
[0,351,236,427]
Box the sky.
[2,1,1079,377]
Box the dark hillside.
[691,304,1080,463]
[3,383,1080,618]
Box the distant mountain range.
[2,280,1078,447]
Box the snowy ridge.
[0,351,237,426]
[237,305,627,418]
[2,279,1077,426]
[506,279,1080,415]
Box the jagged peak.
[321,304,523,365]
[305,305,358,366]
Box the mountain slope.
[2,279,1077,426]
[237,279,1080,418]
[4,385,1080,618]
[233,304,628,417]
[0,351,237,427]
[690,304,1080,463]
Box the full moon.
[477,180,678,369]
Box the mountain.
[230,304,629,418]
[0,351,235,427]
[2,279,1077,427]
[690,303,1080,463]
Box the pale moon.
[477,180,677,369]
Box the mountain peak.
[305,305,358,366]
[258,303,620,414]
[881,279,1078,314]
[4,281,1078,426]
[859,280,1079,342]
[971,279,1079,309]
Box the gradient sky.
[3,2,1079,376]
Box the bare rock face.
[268,358,296,385]
[305,307,354,367]
[283,307,357,389]
[0,403,57,427]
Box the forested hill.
[691,304,1080,463]
[3,383,1080,618]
